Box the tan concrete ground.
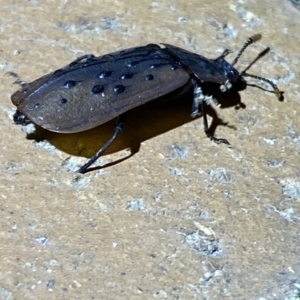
[0,0,299,299]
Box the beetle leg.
[78,115,125,173]
[200,101,230,145]
[191,83,204,118]
[191,79,220,118]
[6,72,28,87]
[190,79,230,145]
[220,79,232,92]
[200,98,209,132]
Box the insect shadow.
[25,82,244,172]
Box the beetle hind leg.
[78,115,125,173]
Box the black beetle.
[10,34,283,173]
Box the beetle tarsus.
[6,72,28,87]
[78,115,125,174]
[207,133,230,145]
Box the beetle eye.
[225,69,238,82]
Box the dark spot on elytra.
[64,81,76,89]
[60,98,68,105]
[120,73,134,80]
[113,85,125,94]
[145,74,154,81]
[99,71,113,79]
[91,85,104,94]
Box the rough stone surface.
[0,0,299,299]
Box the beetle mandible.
[10,34,283,173]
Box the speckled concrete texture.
[0,0,299,299]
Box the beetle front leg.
[190,79,230,145]
[200,101,230,145]
[190,79,220,118]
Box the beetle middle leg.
[190,79,230,145]
[78,115,125,173]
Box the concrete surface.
[0,0,299,299]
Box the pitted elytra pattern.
[10,34,283,173]
[11,44,189,134]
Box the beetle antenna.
[232,34,262,66]
[241,71,284,101]
[242,47,270,73]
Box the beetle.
[10,34,283,173]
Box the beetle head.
[223,34,283,100]
[214,50,240,83]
